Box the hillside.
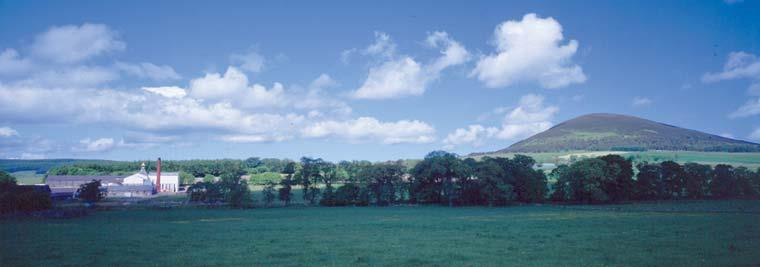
[493,113,760,153]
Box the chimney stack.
[156,157,162,193]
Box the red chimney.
[156,157,162,193]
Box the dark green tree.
[77,179,105,203]
[660,161,686,199]
[710,164,737,199]
[278,162,296,206]
[599,154,635,201]
[410,151,469,207]
[262,181,277,207]
[683,163,711,199]
[476,158,512,206]
[635,162,663,200]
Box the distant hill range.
[487,113,760,154]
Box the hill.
[492,113,760,153]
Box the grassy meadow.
[10,170,45,185]
[2,201,759,266]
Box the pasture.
[2,201,759,266]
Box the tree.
[410,151,469,207]
[683,163,711,199]
[476,158,512,206]
[279,162,296,206]
[245,157,263,169]
[262,181,277,207]
[0,170,17,192]
[599,154,635,202]
[179,171,196,185]
[565,158,609,203]
[334,183,361,206]
[361,163,404,206]
[77,179,105,203]
[550,165,571,201]
[220,172,252,208]
[187,182,223,203]
[734,167,758,198]
[298,157,326,205]
[711,164,737,199]
[660,161,686,199]
[635,162,662,200]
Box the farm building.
[45,158,179,198]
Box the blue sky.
[0,0,759,161]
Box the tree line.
[551,156,760,203]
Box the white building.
[149,172,179,193]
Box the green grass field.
[10,170,45,185]
[2,201,759,266]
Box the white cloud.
[142,86,187,98]
[0,49,33,75]
[702,51,760,118]
[443,124,498,149]
[471,13,586,89]
[188,67,287,108]
[702,52,760,83]
[219,134,289,143]
[444,94,558,148]
[231,51,265,73]
[729,98,760,118]
[720,133,735,139]
[0,127,19,137]
[189,67,249,100]
[353,57,425,99]
[632,96,652,107]
[302,117,436,144]
[352,31,469,99]
[27,66,119,87]
[115,62,181,81]
[77,137,116,152]
[702,51,760,96]
[364,32,396,58]
[31,23,125,63]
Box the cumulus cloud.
[0,49,33,75]
[115,62,181,81]
[444,94,558,148]
[142,86,187,98]
[443,124,497,149]
[632,96,652,107]
[219,134,289,143]
[31,23,125,63]
[77,137,116,152]
[471,13,586,89]
[351,31,469,99]
[188,66,287,108]
[26,66,120,87]
[0,127,19,137]
[231,51,265,73]
[302,117,436,144]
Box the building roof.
[149,172,179,176]
[106,184,154,192]
[46,175,126,184]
